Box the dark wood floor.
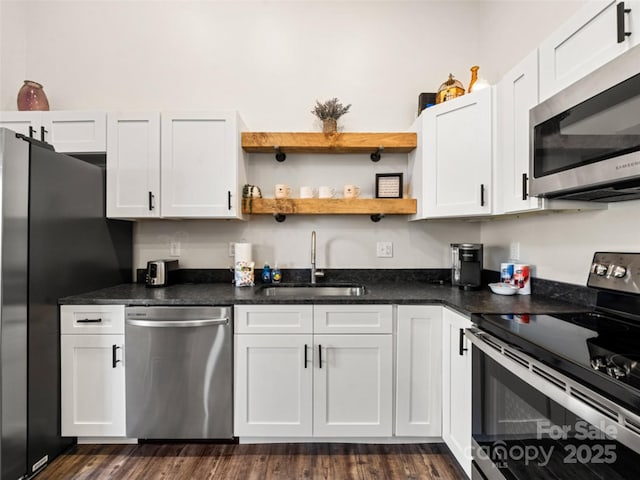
[36,443,467,480]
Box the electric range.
[468,252,640,480]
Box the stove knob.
[590,357,608,370]
[592,263,608,276]
[606,365,628,379]
[611,265,627,278]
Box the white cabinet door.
[42,111,106,152]
[161,111,243,218]
[496,50,544,215]
[0,111,39,137]
[539,0,640,102]
[61,334,125,437]
[395,306,442,437]
[106,113,161,218]
[234,334,313,437]
[0,111,106,152]
[313,334,393,437]
[442,308,472,478]
[421,88,493,218]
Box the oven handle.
[126,318,229,328]
[465,327,640,456]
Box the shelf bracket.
[273,213,287,222]
[370,145,384,162]
[274,146,286,162]
[370,213,385,222]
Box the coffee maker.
[451,243,483,290]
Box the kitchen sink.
[256,283,367,297]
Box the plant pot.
[322,118,337,134]
[17,80,50,111]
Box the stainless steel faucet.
[311,230,324,284]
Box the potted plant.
[311,97,351,134]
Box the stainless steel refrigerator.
[0,128,132,479]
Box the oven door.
[467,329,640,480]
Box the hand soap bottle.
[261,264,272,283]
[271,264,282,284]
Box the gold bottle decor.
[468,66,479,93]
[436,74,465,104]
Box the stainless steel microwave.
[530,45,640,202]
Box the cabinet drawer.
[234,305,313,334]
[61,305,125,334]
[313,305,393,334]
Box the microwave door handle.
[617,2,632,43]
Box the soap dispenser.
[261,264,272,283]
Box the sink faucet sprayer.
[311,231,324,284]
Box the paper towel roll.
[234,243,253,264]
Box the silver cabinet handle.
[126,317,229,328]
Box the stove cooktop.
[474,252,640,416]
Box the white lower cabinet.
[314,334,392,437]
[60,305,126,437]
[395,305,442,437]
[442,307,473,478]
[234,305,393,438]
[234,334,313,436]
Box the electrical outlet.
[510,241,520,261]
[229,242,235,257]
[376,241,393,258]
[170,241,181,257]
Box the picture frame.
[375,173,403,199]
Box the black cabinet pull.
[459,328,468,356]
[40,126,48,142]
[77,318,102,323]
[29,126,35,138]
[148,191,155,211]
[112,345,121,368]
[227,191,232,210]
[304,344,308,368]
[480,184,485,207]
[318,344,322,368]
[617,2,632,43]
[522,173,529,200]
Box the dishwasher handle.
[126,317,229,328]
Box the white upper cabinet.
[495,50,543,214]
[410,88,493,219]
[106,110,246,219]
[539,0,640,101]
[106,113,161,218]
[160,111,245,218]
[0,111,106,152]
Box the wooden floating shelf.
[242,198,417,215]
[241,132,417,154]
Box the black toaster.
[145,259,179,287]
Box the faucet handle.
[314,269,325,278]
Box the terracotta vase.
[322,118,337,134]
[17,80,50,111]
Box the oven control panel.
[588,252,640,294]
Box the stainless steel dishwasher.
[125,306,233,439]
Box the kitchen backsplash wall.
[133,215,480,270]
[481,201,640,286]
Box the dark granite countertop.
[59,280,591,317]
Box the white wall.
[3,0,609,279]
